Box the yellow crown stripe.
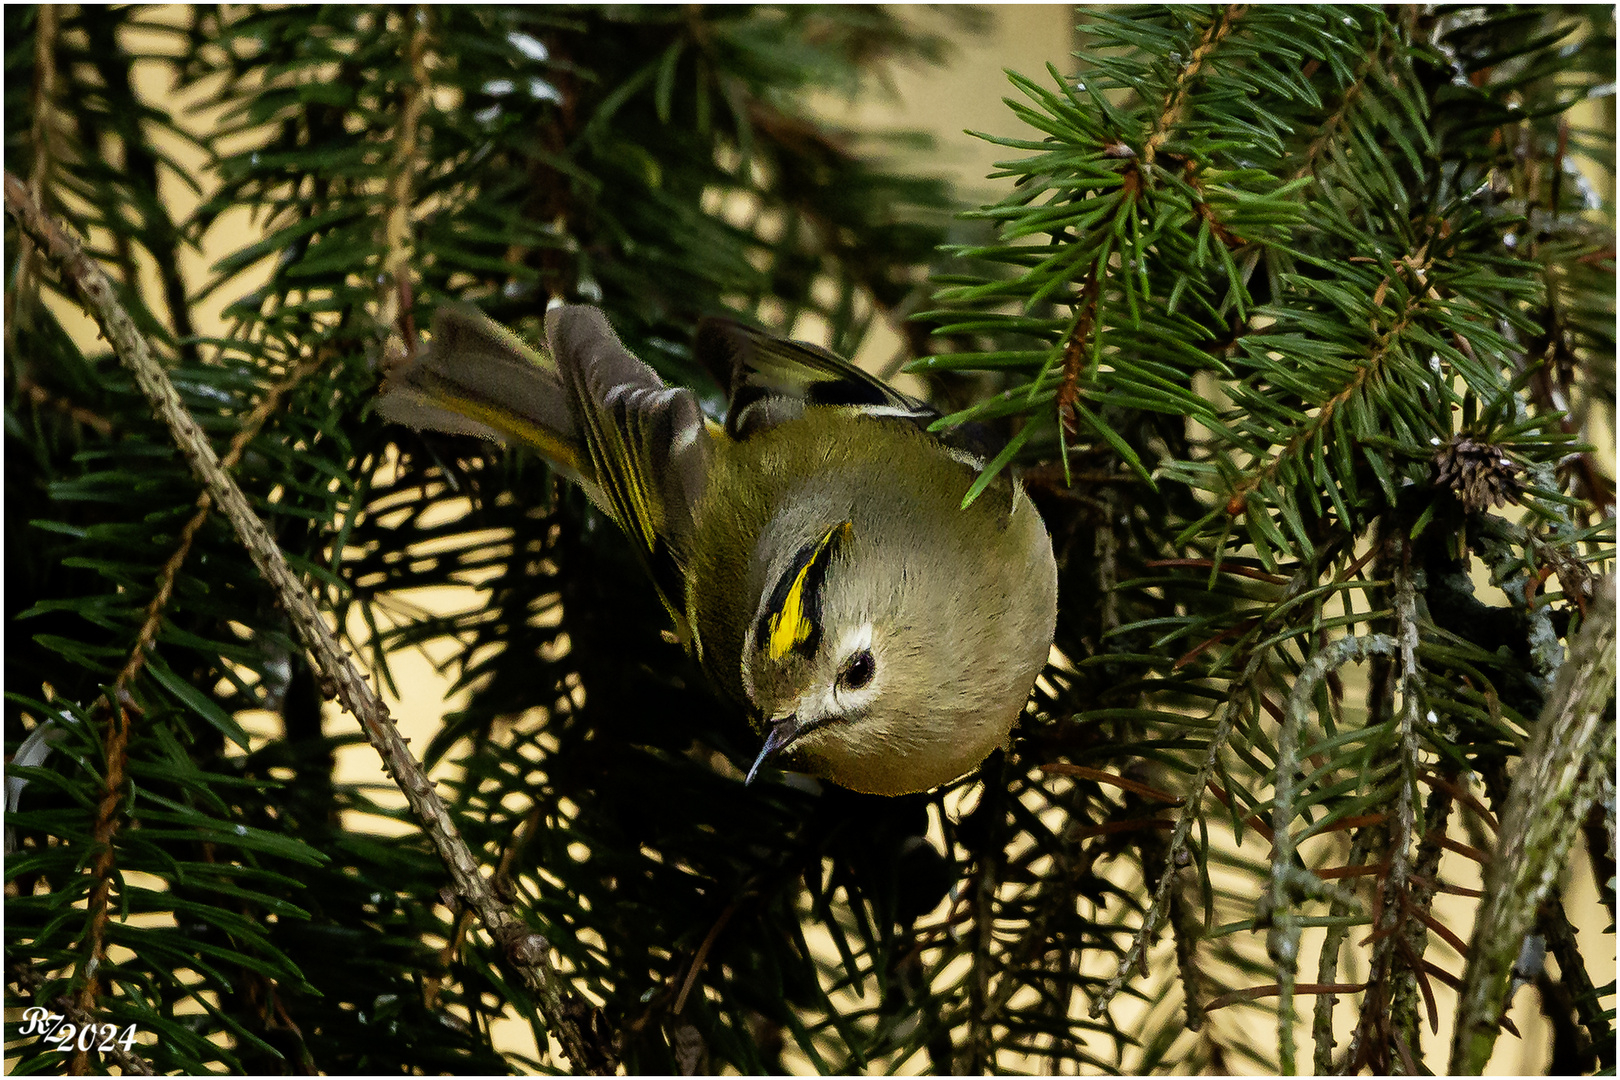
[765,521,851,662]
[765,561,816,661]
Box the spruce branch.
[1055,270,1101,469]
[1450,576,1617,1075]
[1292,32,1381,182]
[1089,696,1237,1019]
[1225,262,1421,517]
[1375,547,1432,1060]
[1373,782,1456,1068]
[59,348,329,1055]
[56,325,320,1070]
[974,828,1102,1035]
[2,171,612,1075]
[111,351,328,698]
[1089,556,1335,1022]
[1142,4,1247,168]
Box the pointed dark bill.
[746,716,801,786]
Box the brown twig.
[1189,167,1244,250]
[1224,297,1414,513]
[11,374,114,436]
[70,693,134,1075]
[1291,29,1382,182]
[1142,6,1247,168]
[378,5,428,357]
[4,3,57,356]
[1312,828,1374,1072]
[114,352,328,695]
[1055,272,1100,441]
[3,170,611,1075]
[673,901,740,1015]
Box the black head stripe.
[756,521,851,661]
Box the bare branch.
[1270,632,1398,1075]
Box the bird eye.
[840,649,875,690]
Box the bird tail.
[377,303,713,624]
[376,302,583,473]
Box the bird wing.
[377,303,579,469]
[694,318,936,440]
[379,304,712,635]
[545,306,714,629]
[691,318,1013,475]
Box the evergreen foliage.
[5,4,1613,1076]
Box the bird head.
[740,494,1055,797]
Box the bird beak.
[746,715,800,786]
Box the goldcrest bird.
[377,304,1058,796]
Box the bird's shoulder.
[694,317,1003,466]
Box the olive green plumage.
[378,304,1057,796]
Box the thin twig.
[1311,828,1374,1073]
[115,352,328,695]
[3,171,610,1075]
[1088,698,1237,1018]
[1374,546,1430,1058]
[1270,632,1398,1074]
[71,694,133,1075]
[1450,577,1616,1074]
[377,4,427,355]
[4,3,57,356]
